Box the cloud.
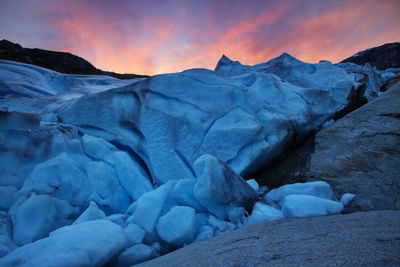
[0,0,399,74]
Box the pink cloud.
[38,0,400,74]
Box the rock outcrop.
[138,210,400,267]
[0,39,148,79]
[258,80,400,212]
[341,42,400,70]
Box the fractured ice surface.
[0,220,127,267]
[337,62,398,100]
[0,53,390,264]
[10,193,78,245]
[21,152,91,206]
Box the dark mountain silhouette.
[341,42,400,70]
[0,39,148,79]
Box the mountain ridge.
[0,39,149,79]
[341,42,400,70]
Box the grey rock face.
[137,210,400,267]
[258,81,400,212]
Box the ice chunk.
[193,154,257,220]
[73,201,106,225]
[106,213,128,227]
[150,242,161,253]
[82,135,115,164]
[124,224,146,247]
[282,194,344,218]
[116,244,159,267]
[208,215,236,234]
[156,206,197,246]
[106,214,127,226]
[340,193,356,206]
[195,213,210,227]
[245,202,284,225]
[194,225,214,242]
[128,182,174,233]
[227,207,247,225]
[196,108,268,174]
[166,178,205,212]
[265,181,336,205]
[322,119,334,128]
[0,213,14,256]
[85,161,130,214]
[246,179,259,192]
[113,151,153,201]
[258,186,269,195]
[21,153,91,206]
[381,71,396,82]
[0,244,10,258]
[0,220,127,267]
[10,193,78,245]
[0,185,17,210]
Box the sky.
[0,0,399,75]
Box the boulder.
[137,210,400,266]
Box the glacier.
[0,55,397,266]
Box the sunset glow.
[1,0,399,75]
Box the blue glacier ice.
[0,53,396,265]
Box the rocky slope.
[341,42,400,70]
[0,39,148,79]
[258,78,400,212]
[138,210,400,267]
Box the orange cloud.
[283,0,400,63]
[49,1,176,74]
[42,0,399,75]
